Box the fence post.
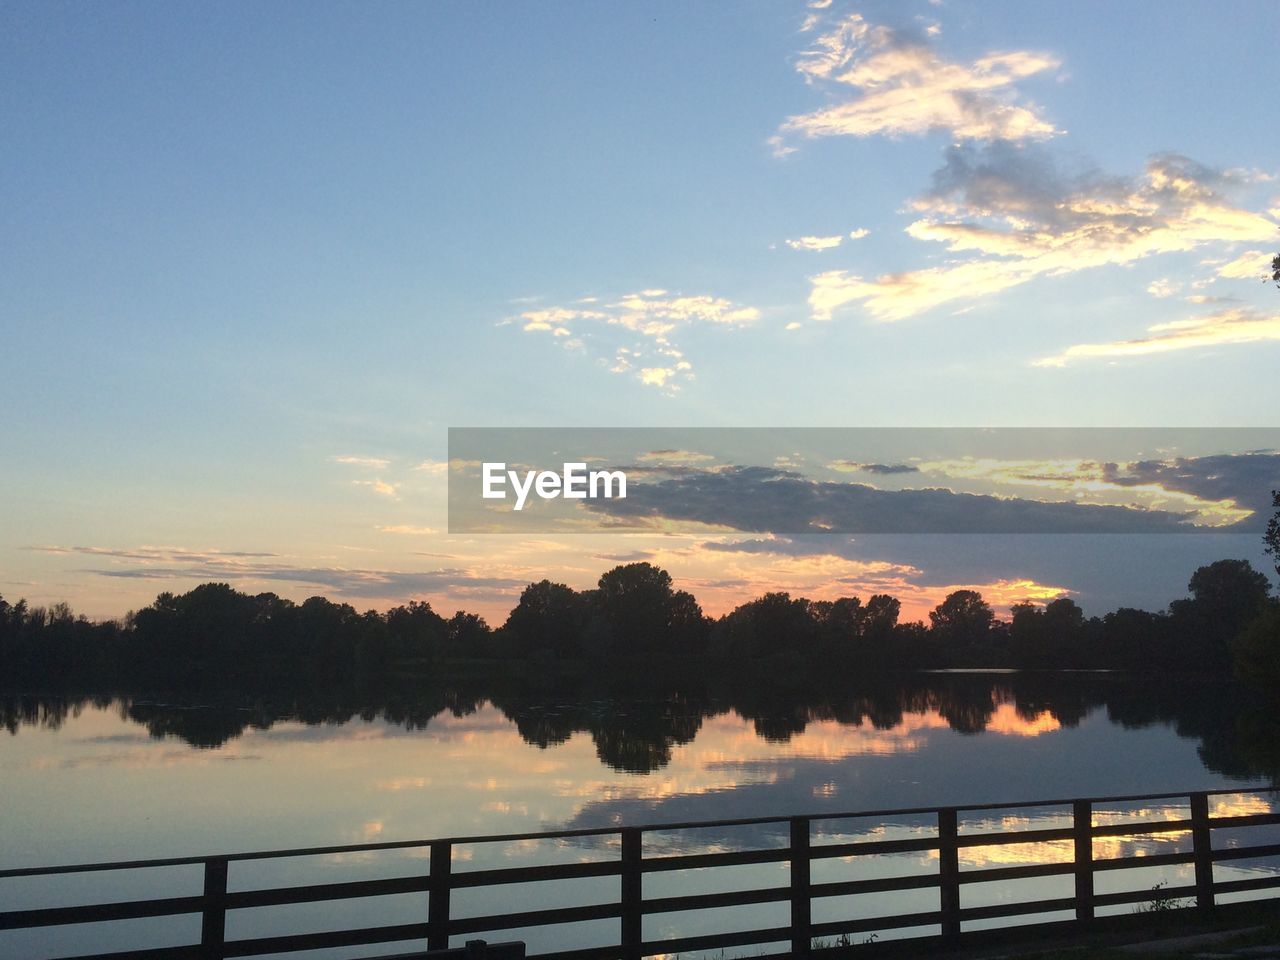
[200,857,228,960]
[938,808,960,942]
[429,841,452,951]
[621,828,642,960]
[790,817,812,957]
[1190,792,1214,912]
[1073,799,1094,923]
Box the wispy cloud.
[26,545,278,562]
[637,449,717,464]
[1215,249,1275,280]
[353,479,399,499]
[774,12,1060,155]
[809,146,1279,322]
[1034,306,1280,368]
[332,455,391,469]
[377,525,439,535]
[30,544,525,602]
[786,235,845,251]
[827,461,920,475]
[511,289,760,392]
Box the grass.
[658,902,1280,960]
[984,921,1280,958]
[1133,881,1191,916]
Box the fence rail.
[2,787,1279,960]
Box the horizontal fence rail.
[2,787,1279,960]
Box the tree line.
[2,547,1276,686]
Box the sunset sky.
[3,1,1279,623]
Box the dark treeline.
[1,555,1277,685]
[3,671,1278,782]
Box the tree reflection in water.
[3,671,1277,783]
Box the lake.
[2,671,1278,958]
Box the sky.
[3,0,1279,623]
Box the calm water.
[2,673,1278,958]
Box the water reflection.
[4,672,1277,783]
[3,673,1279,960]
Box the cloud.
[640,367,678,388]
[1216,249,1275,280]
[332,455,391,469]
[810,146,1280,321]
[786,235,844,251]
[26,545,278,561]
[827,461,920,475]
[583,465,1206,534]
[414,459,449,475]
[353,479,399,499]
[1034,306,1280,367]
[776,13,1060,153]
[96,565,526,600]
[377,525,439,535]
[1147,279,1179,299]
[692,530,1270,617]
[637,449,717,464]
[510,290,759,392]
[912,455,1269,527]
[32,545,527,602]
[668,536,1079,622]
[1097,453,1280,520]
[1184,294,1239,305]
[848,228,870,240]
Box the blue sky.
[3,1,1278,621]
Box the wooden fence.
[2,787,1279,960]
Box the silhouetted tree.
[444,611,492,658]
[812,596,867,660]
[1100,607,1168,670]
[502,580,587,659]
[1010,598,1090,668]
[714,592,818,660]
[131,583,265,680]
[590,563,708,658]
[1232,606,1280,693]
[1231,492,1280,694]
[384,600,447,661]
[864,594,901,644]
[929,590,994,660]
[1169,559,1271,670]
[1009,602,1044,658]
[1265,489,1280,580]
[1188,559,1271,617]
